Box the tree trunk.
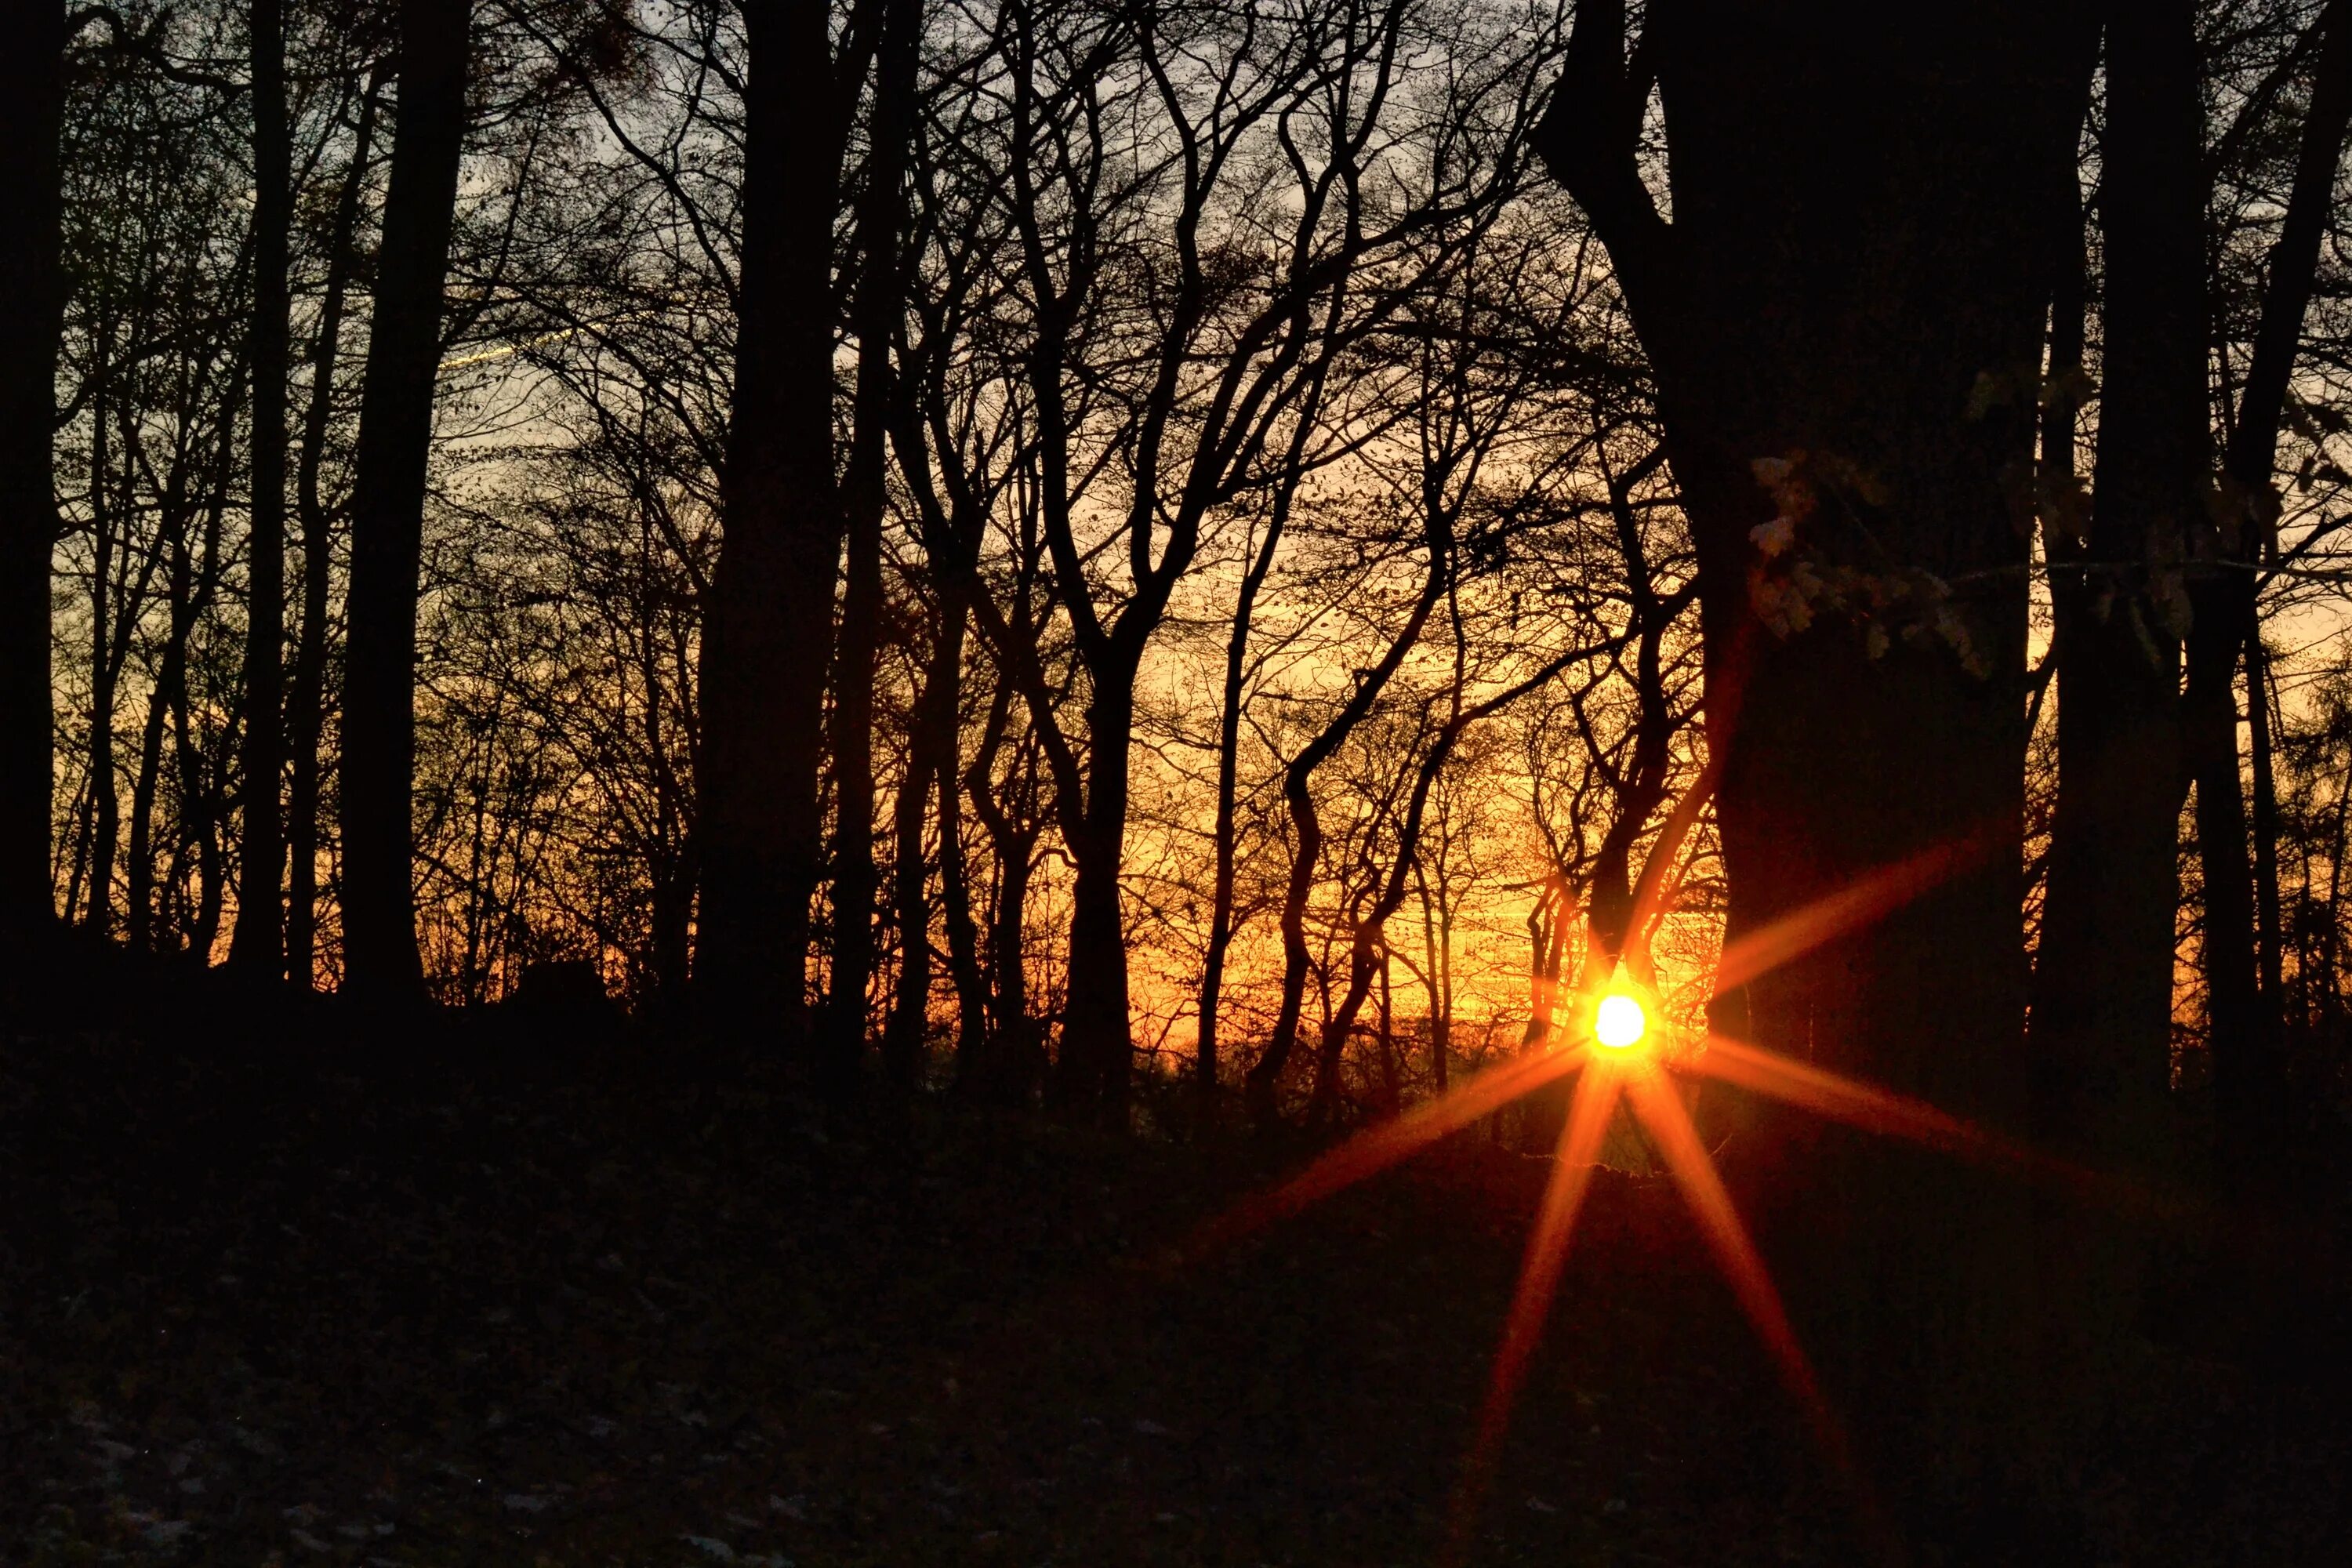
[340,0,470,1000]
[883,597,968,1096]
[2035,4,2201,1152]
[1199,503,1290,1106]
[0,0,65,957]
[695,0,848,1058]
[1543,0,2095,1508]
[2197,0,2352,1156]
[1058,662,1139,1126]
[1247,543,1443,1127]
[937,739,989,1080]
[83,385,118,939]
[230,0,291,972]
[289,74,380,989]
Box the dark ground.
[4,956,2347,1566]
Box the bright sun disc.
[1594,993,1648,1051]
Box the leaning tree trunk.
[230,0,292,973]
[0,0,65,960]
[695,0,848,1062]
[339,0,470,1001]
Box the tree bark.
[340,0,470,1000]
[0,0,66,959]
[1543,0,2096,1505]
[2035,4,2201,1152]
[229,0,292,971]
[827,0,916,1096]
[1057,654,1142,1123]
[695,0,853,1058]
[289,74,380,989]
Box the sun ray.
[1621,1070,1849,1469]
[1713,830,1994,997]
[1692,1033,2197,1225]
[1182,1046,1588,1258]
[1444,1067,1621,1561]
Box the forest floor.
[5,965,2348,1567]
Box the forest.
[7,0,2352,1563]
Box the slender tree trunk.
[1199,507,1287,1104]
[938,743,989,1078]
[1247,544,1444,1127]
[884,595,968,1095]
[230,0,291,971]
[0,0,65,957]
[826,0,916,1096]
[289,75,380,989]
[695,0,848,1058]
[2196,0,2352,1155]
[128,495,197,952]
[340,0,470,1000]
[989,823,1038,1096]
[84,387,118,940]
[2249,639,2284,1004]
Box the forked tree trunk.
[340,0,470,1000]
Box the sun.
[1593,990,1648,1051]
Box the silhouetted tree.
[340,0,472,1000]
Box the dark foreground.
[4,976,2347,1566]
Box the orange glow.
[1593,991,1648,1051]
[1449,1068,1621,1557]
[1194,821,2167,1565]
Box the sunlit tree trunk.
[340,0,471,1000]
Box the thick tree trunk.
[695,0,845,1058]
[230,0,291,972]
[2036,4,2201,1153]
[0,0,65,958]
[289,76,380,989]
[1544,0,2094,1512]
[339,0,470,1000]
